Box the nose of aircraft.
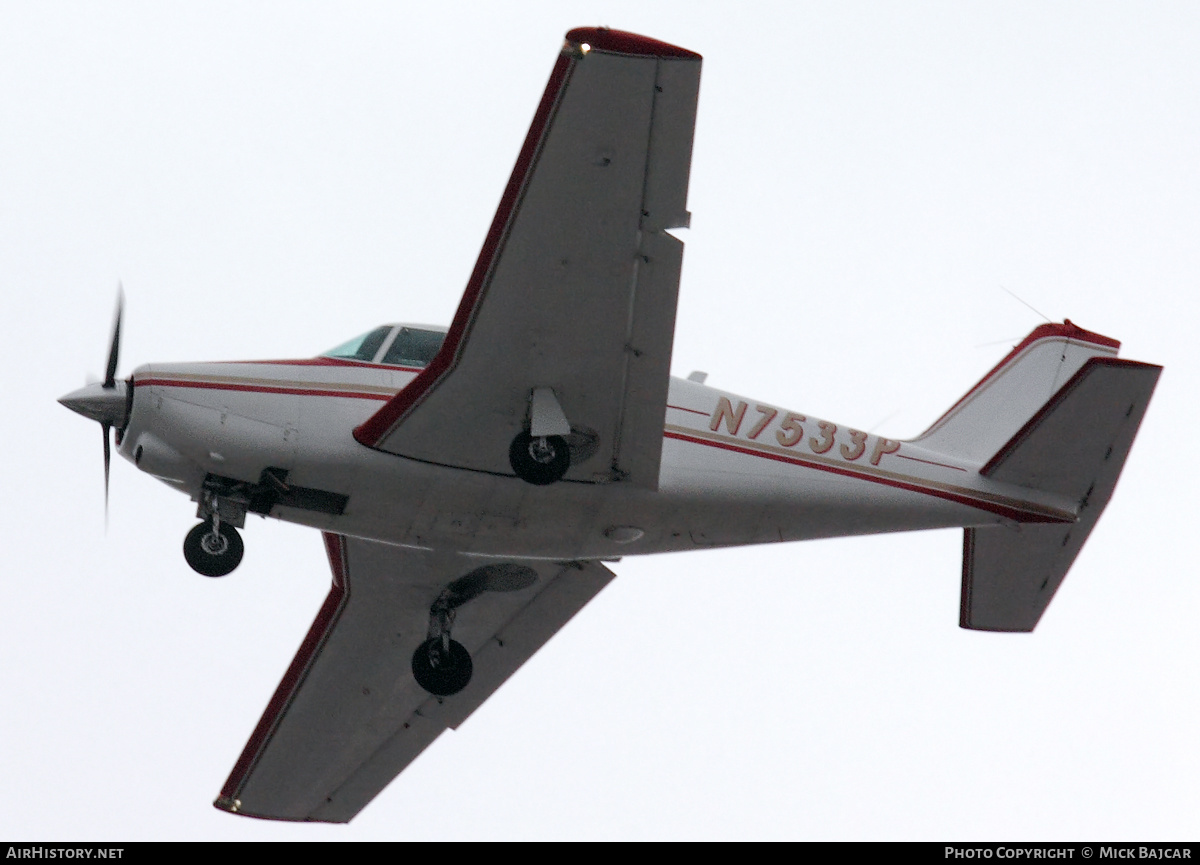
[58,381,130,427]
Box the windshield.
[322,324,447,367]
[322,326,392,362]
[381,327,445,367]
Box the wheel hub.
[527,436,557,464]
[200,531,230,556]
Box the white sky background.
[2,0,1198,841]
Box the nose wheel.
[183,520,244,577]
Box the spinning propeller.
[58,289,131,515]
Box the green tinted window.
[323,326,392,361]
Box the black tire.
[411,638,473,696]
[508,432,570,485]
[183,522,244,577]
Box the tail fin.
[912,321,1121,464]
[959,355,1161,631]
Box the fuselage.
[118,352,1078,561]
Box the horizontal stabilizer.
[961,357,1160,631]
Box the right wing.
[354,29,701,489]
[215,534,614,822]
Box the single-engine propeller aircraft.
[59,28,1160,823]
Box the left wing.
[215,534,614,822]
[354,29,701,489]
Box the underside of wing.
[354,29,702,489]
[215,533,614,822]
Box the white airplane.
[59,28,1159,823]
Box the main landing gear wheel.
[411,638,473,697]
[183,521,244,577]
[509,432,570,485]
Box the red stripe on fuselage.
[894,452,969,472]
[221,357,425,374]
[663,430,1071,524]
[667,404,711,417]
[135,378,394,401]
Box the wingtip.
[213,795,241,814]
[565,27,701,60]
[212,795,351,823]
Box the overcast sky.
[3,1,1198,841]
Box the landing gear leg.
[183,513,244,577]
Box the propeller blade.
[102,421,111,523]
[104,286,124,390]
[59,284,128,526]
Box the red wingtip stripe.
[565,27,701,60]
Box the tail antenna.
[1000,285,1052,324]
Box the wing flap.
[614,229,684,483]
[217,534,614,823]
[448,559,616,729]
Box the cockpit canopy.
[323,324,447,368]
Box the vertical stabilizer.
[913,322,1120,465]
